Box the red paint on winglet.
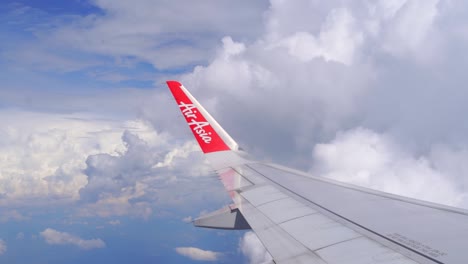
[166,81,230,153]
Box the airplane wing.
[166,80,468,264]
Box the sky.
[2,0,468,263]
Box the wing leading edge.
[166,80,468,264]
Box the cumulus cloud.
[0,111,167,206]
[0,105,223,222]
[182,16,374,166]
[311,128,465,206]
[40,228,105,250]
[0,111,125,204]
[274,8,363,65]
[175,247,221,261]
[239,232,272,264]
[378,0,440,56]
[178,0,468,172]
[76,125,213,219]
[0,108,212,221]
[0,106,219,219]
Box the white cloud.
[311,128,464,206]
[0,109,214,219]
[378,0,440,56]
[178,0,468,169]
[0,111,158,205]
[182,29,373,165]
[274,8,363,65]
[175,247,221,261]
[40,228,105,250]
[239,232,272,264]
[0,111,121,203]
[76,127,211,219]
[0,105,211,218]
[0,239,6,255]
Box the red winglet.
[167,81,230,153]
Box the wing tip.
[166,80,232,153]
[166,80,182,89]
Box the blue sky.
[0,1,265,263]
[3,0,468,263]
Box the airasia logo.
[179,102,212,144]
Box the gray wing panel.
[204,150,468,264]
[233,175,418,264]
[245,162,468,264]
[238,196,326,264]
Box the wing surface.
[167,81,468,264]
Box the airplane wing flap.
[240,185,289,206]
[237,194,327,264]
[257,197,317,223]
